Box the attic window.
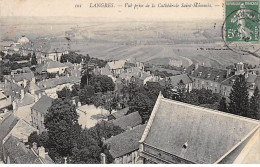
[183,142,188,149]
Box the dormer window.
[183,142,188,149]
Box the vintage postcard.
[0,0,259,164]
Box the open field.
[1,16,259,69]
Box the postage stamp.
[225,1,259,42]
[222,0,260,55]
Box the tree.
[70,121,123,164]
[103,93,119,114]
[218,97,228,112]
[79,86,95,105]
[71,84,80,97]
[28,131,49,148]
[176,79,186,102]
[28,131,40,147]
[89,75,115,93]
[129,92,154,123]
[249,86,260,120]
[44,99,81,159]
[228,75,249,117]
[57,87,72,99]
[31,52,37,65]
[92,93,106,109]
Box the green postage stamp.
[225,1,259,42]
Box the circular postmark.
[222,6,260,56]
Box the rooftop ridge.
[214,123,259,164]
[161,98,259,124]
[139,92,163,143]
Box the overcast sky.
[0,0,224,20]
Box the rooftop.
[3,135,53,164]
[3,119,38,143]
[185,64,227,83]
[107,60,127,70]
[159,74,193,87]
[140,94,259,164]
[31,95,53,115]
[110,111,142,130]
[110,107,129,119]
[105,124,146,158]
[17,93,35,107]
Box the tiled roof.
[3,136,41,164]
[111,107,129,119]
[0,41,14,47]
[141,95,259,164]
[146,66,181,75]
[17,93,35,107]
[221,74,258,87]
[64,62,74,68]
[110,111,142,130]
[0,112,19,160]
[186,64,227,83]
[159,74,192,87]
[4,119,37,143]
[107,60,126,70]
[37,61,68,73]
[105,124,146,158]
[46,61,68,69]
[37,76,80,90]
[31,95,53,115]
[119,67,151,80]
[246,74,257,83]
[0,91,6,99]
[13,73,34,82]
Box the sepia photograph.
[0,0,259,164]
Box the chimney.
[64,157,67,164]
[38,146,46,159]
[23,79,27,88]
[21,89,25,99]
[72,99,76,105]
[78,101,81,107]
[11,71,14,77]
[34,94,39,102]
[12,100,17,111]
[226,68,231,77]
[245,72,249,79]
[32,142,37,150]
[195,63,199,70]
[100,153,106,164]
[32,77,36,83]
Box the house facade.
[31,95,53,133]
[102,124,146,164]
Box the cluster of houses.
[100,93,260,164]
[0,36,259,164]
[0,43,82,163]
[1,36,69,64]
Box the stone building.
[31,95,53,133]
[139,93,260,164]
[102,124,146,164]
